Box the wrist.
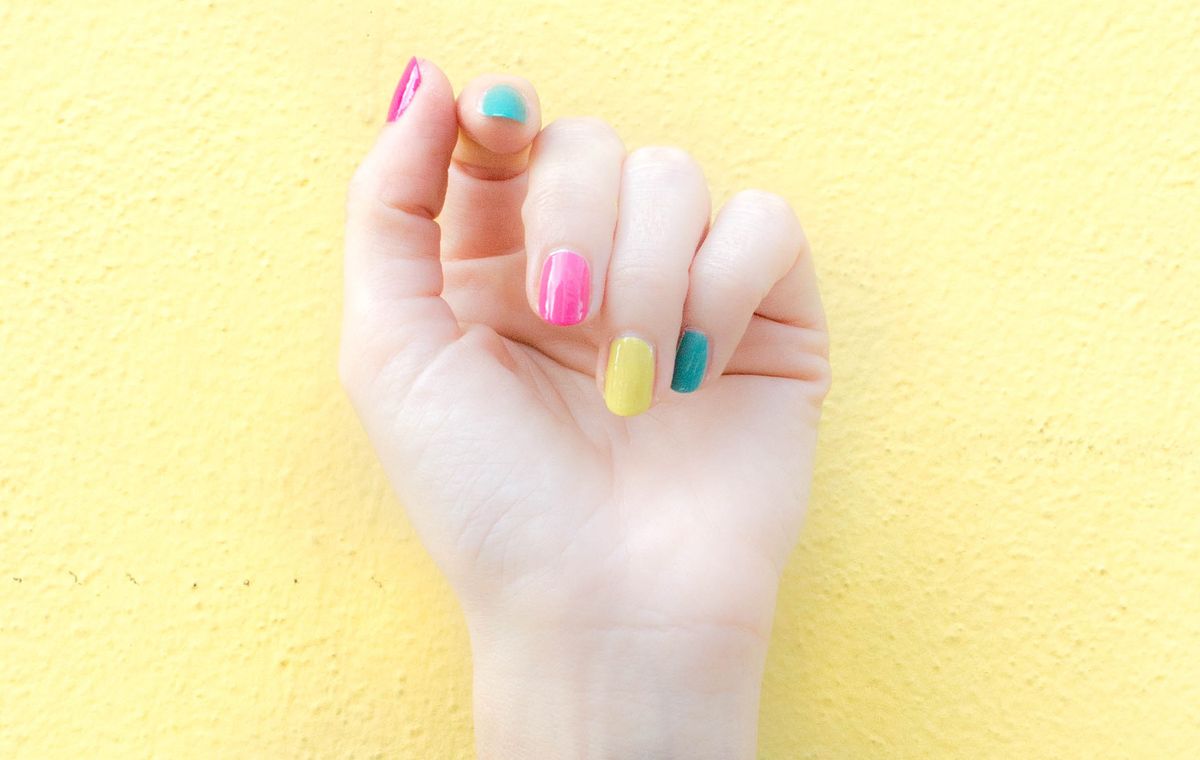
[467,616,769,760]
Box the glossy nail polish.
[479,84,527,123]
[670,329,708,393]
[604,336,654,417]
[387,57,421,122]
[538,249,590,326]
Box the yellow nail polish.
[604,336,654,417]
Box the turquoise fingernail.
[670,329,708,393]
[479,84,527,123]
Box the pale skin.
[340,59,830,758]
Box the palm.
[362,250,823,638]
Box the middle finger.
[599,146,711,416]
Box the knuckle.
[627,145,695,167]
[698,257,771,303]
[726,188,806,254]
[523,179,607,221]
[345,162,435,222]
[609,257,689,296]
[625,145,703,183]
[729,188,795,223]
[539,116,624,156]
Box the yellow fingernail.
[604,336,654,417]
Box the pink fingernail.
[538,250,590,326]
[387,57,421,122]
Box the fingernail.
[479,84,527,123]
[387,57,422,122]
[604,336,654,417]
[538,249,590,326]
[670,329,708,393]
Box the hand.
[340,58,830,759]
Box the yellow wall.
[2,1,1197,757]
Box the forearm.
[469,618,769,759]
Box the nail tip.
[480,108,526,124]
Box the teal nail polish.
[479,84,527,123]
[671,329,708,393]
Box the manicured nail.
[538,249,590,326]
[670,329,708,393]
[604,336,654,417]
[479,84,527,123]
[387,57,421,122]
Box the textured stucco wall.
[2,1,1198,757]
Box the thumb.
[341,57,461,394]
[441,74,542,260]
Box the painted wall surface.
[2,1,1197,757]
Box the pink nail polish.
[387,57,421,122]
[538,250,590,326]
